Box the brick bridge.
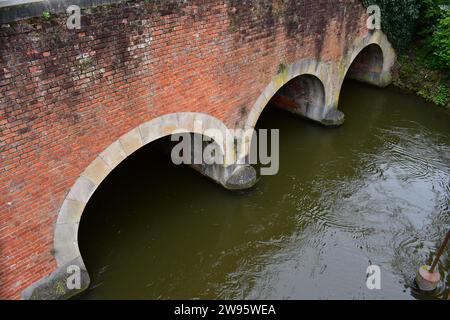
[0,0,395,299]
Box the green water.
[78,81,450,300]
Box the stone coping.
[0,0,124,24]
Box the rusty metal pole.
[415,228,450,292]
[430,228,450,273]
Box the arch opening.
[334,35,396,116]
[244,59,346,132]
[76,134,225,299]
[345,44,384,85]
[241,72,335,163]
[269,74,326,121]
[21,112,257,300]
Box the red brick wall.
[0,0,368,299]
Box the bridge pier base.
[190,162,257,191]
[164,134,258,191]
[223,164,258,190]
[321,109,346,127]
[21,257,89,300]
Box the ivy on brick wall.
[362,0,422,52]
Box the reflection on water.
[78,81,450,300]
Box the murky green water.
[78,81,450,300]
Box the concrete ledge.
[0,0,124,24]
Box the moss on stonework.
[277,63,287,74]
[79,57,94,72]
[273,0,286,19]
[227,5,239,33]
[41,10,52,22]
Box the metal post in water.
[415,228,450,292]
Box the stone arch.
[240,59,348,160]
[244,58,337,132]
[269,74,326,122]
[22,112,235,300]
[333,31,396,108]
[346,43,384,83]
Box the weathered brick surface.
[0,0,368,299]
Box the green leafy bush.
[393,55,449,107]
[362,0,449,108]
[418,1,450,70]
[417,0,448,39]
[41,10,51,21]
[429,16,450,69]
[362,0,422,52]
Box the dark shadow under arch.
[269,74,326,121]
[346,44,384,84]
